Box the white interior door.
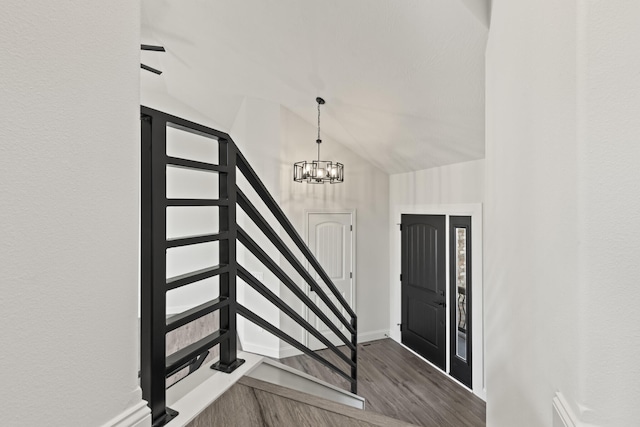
[306,212,354,350]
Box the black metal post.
[351,317,358,394]
[211,139,244,372]
[140,112,177,426]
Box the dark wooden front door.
[401,214,446,369]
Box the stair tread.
[236,376,419,427]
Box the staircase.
[140,107,359,426]
[189,376,416,427]
[163,351,414,427]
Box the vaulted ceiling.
[141,0,489,174]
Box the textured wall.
[486,0,640,425]
[485,1,580,424]
[0,1,142,425]
[576,1,640,424]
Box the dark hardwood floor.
[279,338,485,427]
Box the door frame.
[303,209,357,348]
[390,203,485,400]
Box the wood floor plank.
[240,376,417,427]
[254,388,385,427]
[187,375,418,426]
[279,338,486,427]
[185,382,264,427]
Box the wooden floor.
[187,376,418,427]
[279,338,486,427]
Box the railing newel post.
[140,109,178,427]
[211,138,245,373]
[351,316,358,394]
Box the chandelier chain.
[317,100,321,161]
[317,100,321,141]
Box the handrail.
[140,106,358,427]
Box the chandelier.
[293,97,344,184]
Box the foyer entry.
[401,214,474,388]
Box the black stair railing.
[140,106,357,427]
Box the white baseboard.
[279,329,390,359]
[553,392,579,427]
[241,342,281,358]
[358,329,389,343]
[101,399,151,427]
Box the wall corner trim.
[552,392,579,427]
[100,399,151,427]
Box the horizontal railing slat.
[166,297,229,333]
[237,227,354,348]
[237,188,354,334]
[166,156,228,173]
[141,106,232,142]
[166,264,229,291]
[236,150,356,320]
[165,329,228,377]
[238,266,355,366]
[167,199,228,207]
[237,304,354,383]
[167,232,229,248]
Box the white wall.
[486,2,580,424]
[231,98,283,358]
[486,1,640,425]
[576,1,640,424]
[388,160,485,397]
[0,1,145,426]
[279,106,391,349]
[390,159,484,207]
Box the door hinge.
[399,323,403,331]
[350,272,353,279]
[350,224,353,231]
[399,223,402,231]
[400,273,402,281]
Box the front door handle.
[436,301,446,307]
